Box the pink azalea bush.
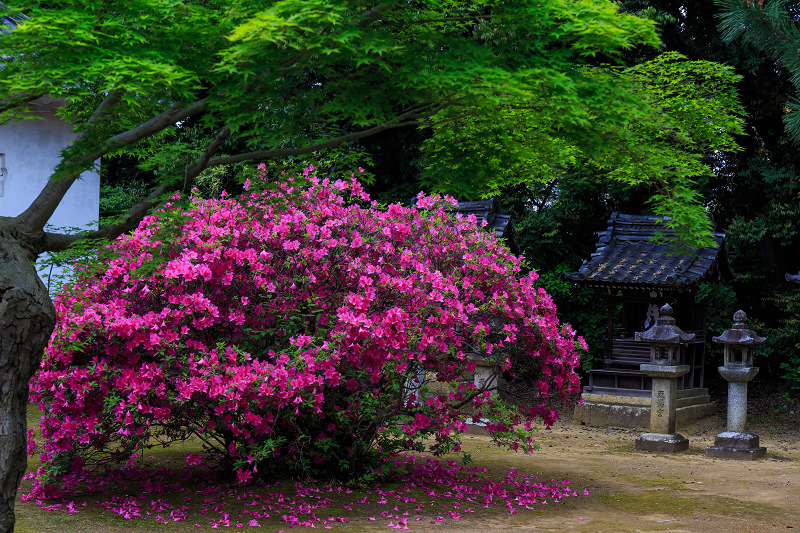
[30,165,584,489]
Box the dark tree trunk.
[0,221,56,533]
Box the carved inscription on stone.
[656,389,665,418]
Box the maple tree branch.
[0,92,46,117]
[104,98,208,150]
[18,98,208,234]
[278,4,390,72]
[82,89,125,129]
[206,102,447,167]
[41,95,453,253]
[352,3,390,27]
[43,123,232,253]
[400,15,497,25]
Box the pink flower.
[236,469,253,484]
[35,168,583,490]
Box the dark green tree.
[717,0,800,141]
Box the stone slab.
[573,392,716,428]
[706,446,766,460]
[580,393,651,407]
[579,392,712,409]
[640,364,690,379]
[676,402,718,426]
[635,432,689,453]
[713,431,761,449]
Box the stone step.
[573,389,716,428]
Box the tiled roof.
[0,4,26,34]
[411,197,519,254]
[450,199,513,240]
[564,212,731,289]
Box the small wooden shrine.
[449,199,519,255]
[565,213,733,427]
[412,197,519,254]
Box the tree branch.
[43,124,232,253]
[749,6,796,46]
[82,89,125,129]
[0,92,46,117]
[104,98,208,149]
[185,125,232,181]
[17,98,208,234]
[351,3,390,27]
[43,181,171,252]
[278,4,390,72]
[206,102,445,167]
[41,95,452,253]
[398,15,497,25]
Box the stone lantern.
[706,310,766,460]
[633,303,694,453]
[470,317,504,396]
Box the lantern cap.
[634,303,696,344]
[712,310,766,346]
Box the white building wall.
[0,99,100,292]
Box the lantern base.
[705,432,766,460]
[634,432,689,453]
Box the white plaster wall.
[0,105,100,292]
[0,110,99,229]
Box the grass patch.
[597,491,783,520]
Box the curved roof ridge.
[565,212,731,289]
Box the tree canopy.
[716,0,800,141]
[1,0,744,249]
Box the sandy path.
[439,413,800,532]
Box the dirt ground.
[443,405,800,532]
[16,397,800,532]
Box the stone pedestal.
[635,432,690,453]
[635,364,690,453]
[474,364,501,394]
[718,366,759,432]
[706,365,765,460]
[706,431,766,460]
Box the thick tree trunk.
[0,222,56,533]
